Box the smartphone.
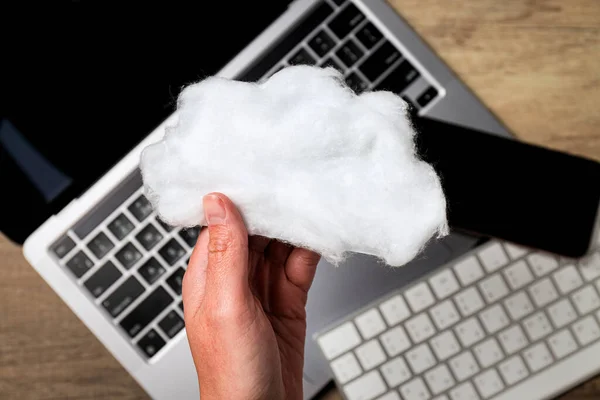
[411,115,600,258]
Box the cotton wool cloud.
[140,65,448,267]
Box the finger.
[182,227,209,318]
[248,235,270,253]
[265,240,294,266]
[203,193,251,305]
[285,248,320,292]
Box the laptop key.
[128,194,153,222]
[417,86,439,107]
[135,223,163,251]
[288,47,316,66]
[137,329,165,358]
[179,301,184,311]
[308,30,336,58]
[87,231,114,260]
[335,39,364,67]
[115,242,143,269]
[345,72,368,94]
[107,213,135,240]
[167,267,186,295]
[328,3,365,39]
[102,276,145,318]
[159,310,185,338]
[65,251,94,278]
[51,235,76,259]
[84,261,122,298]
[374,60,420,94]
[332,0,347,5]
[159,239,186,266]
[320,57,344,73]
[120,286,173,337]
[356,22,383,50]
[358,41,401,82]
[138,257,166,285]
[156,217,174,233]
[179,227,200,248]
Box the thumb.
[202,193,251,308]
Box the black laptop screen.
[0,2,287,243]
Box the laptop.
[2,0,514,398]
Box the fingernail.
[203,194,226,225]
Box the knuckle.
[208,226,232,254]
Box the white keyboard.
[316,235,600,400]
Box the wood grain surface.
[1,0,599,399]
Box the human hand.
[182,193,321,400]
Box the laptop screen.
[0,2,288,243]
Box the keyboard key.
[120,286,173,337]
[504,291,534,321]
[429,269,460,300]
[288,47,316,66]
[479,304,509,334]
[455,317,485,347]
[579,252,600,281]
[449,382,478,400]
[523,342,553,372]
[336,39,364,67]
[158,310,185,338]
[454,287,484,317]
[135,224,163,251]
[379,295,411,326]
[479,242,509,272]
[528,277,558,307]
[319,57,344,72]
[405,282,435,313]
[166,267,185,295]
[355,22,383,49]
[572,315,600,345]
[318,321,362,360]
[179,300,184,311]
[453,256,484,286]
[449,351,479,381]
[405,313,435,343]
[155,217,174,232]
[102,276,145,317]
[344,370,386,400]
[380,356,411,388]
[345,72,368,94]
[138,257,166,285]
[65,251,94,278]
[159,239,186,266]
[374,60,420,94]
[107,213,135,240]
[87,232,114,260]
[380,326,411,357]
[308,29,336,57]
[479,273,509,303]
[358,41,401,82]
[331,353,362,384]
[430,299,460,330]
[430,331,460,361]
[425,364,455,395]
[355,308,386,340]
[400,377,430,400]
[571,285,600,314]
[416,86,438,108]
[553,265,583,294]
[115,242,143,269]
[547,298,577,328]
[527,252,559,276]
[405,343,436,374]
[503,260,534,290]
[523,311,552,341]
[128,195,153,222]
[474,338,503,368]
[51,235,75,259]
[504,243,528,260]
[474,369,504,399]
[498,324,528,354]
[84,261,122,298]
[499,355,529,385]
[179,227,200,248]
[137,328,165,358]
[328,3,365,39]
[548,329,578,359]
[355,339,387,370]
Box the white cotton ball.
[140,65,448,267]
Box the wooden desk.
[1,0,598,398]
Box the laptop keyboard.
[49,0,441,362]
